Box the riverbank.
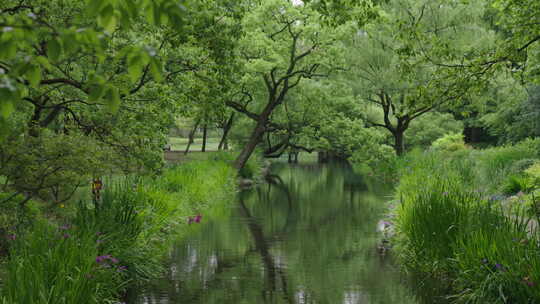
[0,157,237,303]
[388,139,540,303]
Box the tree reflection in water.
[131,162,419,304]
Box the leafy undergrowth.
[0,158,236,304]
[393,139,540,303]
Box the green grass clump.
[500,174,530,195]
[2,222,123,304]
[475,141,539,192]
[452,210,540,304]
[396,172,476,275]
[394,143,540,303]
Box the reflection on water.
[130,162,419,304]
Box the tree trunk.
[218,113,235,151]
[184,120,200,155]
[318,151,327,163]
[393,130,405,156]
[234,120,267,170]
[234,101,278,170]
[201,124,208,152]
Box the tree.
[0,0,232,205]
[226,0,352,169]
[0,0,189,132]
[348,0,494,155]
[483,0,540,82]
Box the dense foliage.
[1,0,540,302]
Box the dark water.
[131,162,419,304]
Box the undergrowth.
[393,139,540,303]
[0,158,236,303]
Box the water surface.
[132,162,418,304]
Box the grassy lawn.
[164,151,230,163]
[168,137,221,151]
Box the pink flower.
[194,215,202,223]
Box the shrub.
[525,161,540,188]
[500,175,530,195]
[475,141,538,192]
[405,112,464,149]
[431,132,467,152]
[350,143,396,177]
[509,158,539,174]
[238,153,263,179]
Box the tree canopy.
[0,0,539,204]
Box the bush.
[466,140,538,193]
[431,132,467,152]
[500,175,530,195]
[405,112,464,149]
[509,158,539,174]
[350,143,396,177]
[525,161,540,188]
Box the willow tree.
[348,0,495,155]
[227,0,353,169]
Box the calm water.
[130,162,419,304]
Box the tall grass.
[393,141,540,303]
[2,222,123,304]
[474,140,539,193]
[0,157,237,303]
[396,175,477,275]
[452,209,540,303]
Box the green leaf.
[118,7,132,28]
[0,118,8,142]
[153,2,162,27]
[61,32,78,54]
[125,0,138,18]
[86,0,105,16]
[47,38,62,62]
[105,86,121,113]
[98,4,116,33]
[145,3,155,25]
[127,54,144,83]
[26,65,41,88]
[0,39,17,59]
[88,84,105,102]
[149,58,163,82]
[0,89,15,119]
[35,56,53,71]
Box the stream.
[129,162,420,304]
